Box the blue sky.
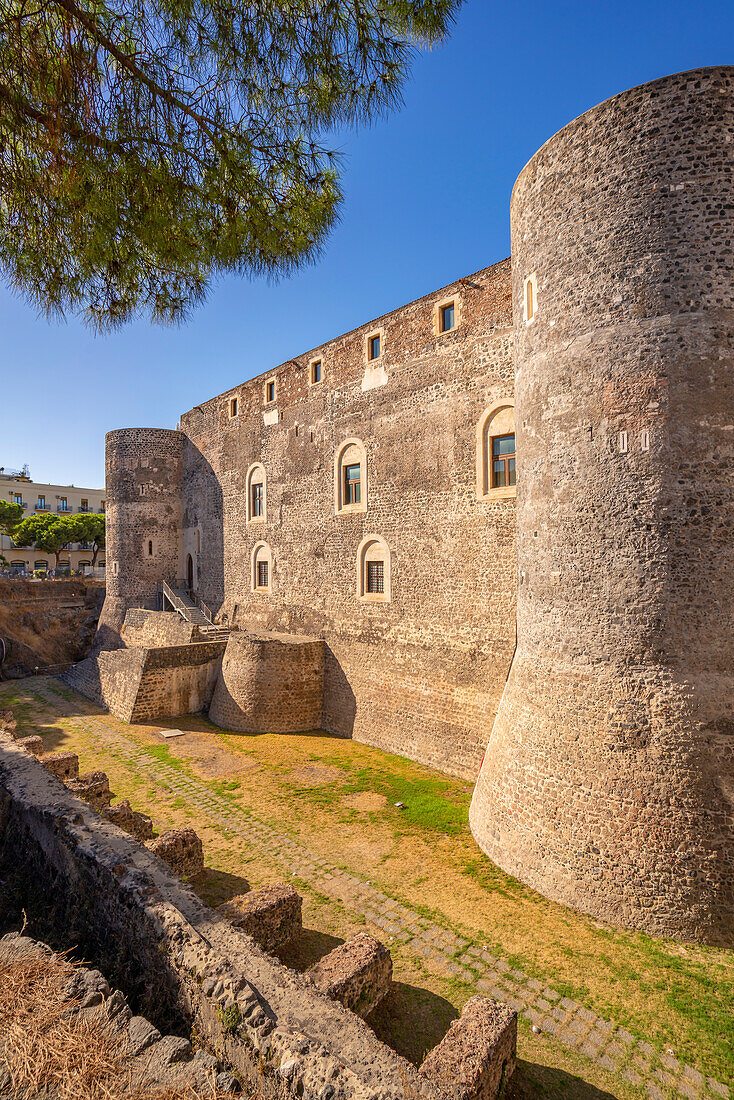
[1,1,731,489]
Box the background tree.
[12,512,80,570]
[0,501,23,538]
[0,0,461,330]
[75,512,105,567]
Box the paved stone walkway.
[29,679,731,1100]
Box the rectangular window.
[230,397,238,417]
[13,494,22,505]
[367,561,384,594]
[36,496,45,509]
[440,302,455,332]
[266,380,276,403]
[251,482,263,517]
[81,498,88,512]
[491,434,516,488]
[59,497,67,511]
[311,360,322,384]
[368,334,381,361]
[344,463,361,505]
[100,500,106,512]
[257,560,268,588]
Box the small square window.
[265,380,276,404]
[368,334,381,361]
[310,360,322,385]
[440,302,455,332]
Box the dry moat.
[1,676,732,1100]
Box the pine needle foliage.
[0,0,462,329]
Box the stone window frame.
[476,401,517,501]
[251,541,272,594]
[365,328,384,363]
[246,463,267,524]
[309,357,323,386]
[263,377,277,405]
[334,437,368,515]
[523,273,538,326]
[434,294,461,336]
[357,535,391,603]
[228,396,239,418]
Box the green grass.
[280,750,469,837]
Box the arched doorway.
[186,553,194,591]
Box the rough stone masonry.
[66,66,734,947]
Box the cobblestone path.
[30,679,731,1100]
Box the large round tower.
[470,67,734,944]
[95,428,184,649]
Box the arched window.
[357,536,391,602]
[477,402,516,499]
[523,273,537,325]
[251,541,272,593]
[334,438,367,514]
[246,463,267,523]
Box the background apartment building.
[0,468,106,575]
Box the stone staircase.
[160,581,231,641]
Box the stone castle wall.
[180,259,517,778]
[470,66,734,943]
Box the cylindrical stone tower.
[470,67,734,944]
[95,428,184,650]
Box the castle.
[65,67,734,947]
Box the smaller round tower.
[95,428,184,650]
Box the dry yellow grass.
[0,948,232,1100]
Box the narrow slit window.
[368,334,381,361]
[440,302,455,332]
[148,540,153,556]
[265,380,276,403]
[367,560,384,594]
[344,463,361,506]
[524,274,537,325]
[311,360,322,384]
[257,560,269,588]
[491,434,516,488]
[229,397,238,417]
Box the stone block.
[0,710,17,737]
[218,884,302,951]
[103,800,154,841]
[146,828,204,879]
[66,771,114,811]
[308,933,392,1018]
[17,735,44,756]
[39,751,79,781]
[419,996,516,1100]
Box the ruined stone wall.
[181,260,517,779]
[96,429,184,652]
[121,609,199,648]
[0,733,448,1100]
[471,67,734,944]
[210,630,325,733]
[62,641,226,723]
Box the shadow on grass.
[274,927,344,971]
[194,867,251,909]
[508,1060,618,1100]
[367,980,458,1065]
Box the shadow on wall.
[183,439,225,618]
[322,646,357,738]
